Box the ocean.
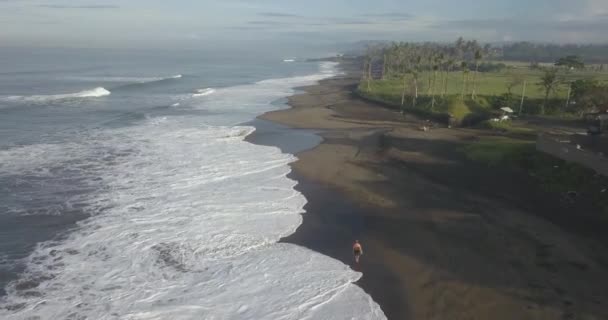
[0,47,385,319]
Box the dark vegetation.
[500,42,608,64]
[463,137,608,215]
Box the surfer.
[353,240,363,263]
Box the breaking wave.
[65,74,182,84]
[3,87,110,103]
[193,88,215,97]
[0,61,386,319]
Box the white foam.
[3,87,110,103]
[192,88,215,97]
[0,62,386,319]
[187,62,338,117]
[283,59,296,62]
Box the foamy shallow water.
[0,62,386,319]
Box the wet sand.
[247,66,608,320]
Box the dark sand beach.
[247,64,608,320]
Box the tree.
[363,57,372,91]
[461,61,469,99]
[519,80,527,115]
[564,81,573,111]
[576,85,608,115]
[363,45,383,91]
[529,61,541,70]
[443,58,456,96]
[362,58,369,90]
[436,53,445,97]
[431,64,439,108]
[471,49,483,99]
[506,72,525,96]
[412,70,420,108]
[382,53,388,80]
[429,53,444,107]
[538,68,560,115]
[401,69,410,107]
[555,55,585,70]
[571,79,600,101]
[566,79,608,115]
[505,72,525,108]
[426,52,435,94]
[455,37,465,59]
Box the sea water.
[0,47,386,319]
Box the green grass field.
[364,69,608,100]
[357,68,608,122]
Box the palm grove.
[358,38,608,126]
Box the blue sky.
[1,0,607,48]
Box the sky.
[1,0,608,49]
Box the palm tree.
[362,58,369,89]
[435,53,444,97]
[363,56,372,91]
[431,64,439,108]
[412,70,419,108]
[471,49,483,99]
[401,72,408,107]
[565,81,573,110]
[519,80,527,115]
[426,52,434,95]
[401,59,410,107]
[455,37,465,59]
[461,61,468,99]
[413,56,421,99]
[539,68,560,115]
[444,58,455,96]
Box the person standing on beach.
[353,240,363,263]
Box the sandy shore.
[248,65,608,320]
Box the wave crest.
[66,75,182,84]
[193,88,215,97]
[4,87,111,103]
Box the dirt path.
[262,74,608,320]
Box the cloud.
[583,0,608,15]
[329,18,376,25]
[226,26,265,30]
[38,4,119,9]
[433,16,608,31]
[257,12,301,18]
[431,18,512,29]
[247,20,289,26]
[361,12,413,20]
[430,16,608,42]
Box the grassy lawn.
[463,136,608,213]
[363,69,608,100]
[357,69,608,124]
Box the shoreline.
[245,117,408,318]
[247,61,608,320]
[245,69,412,318]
